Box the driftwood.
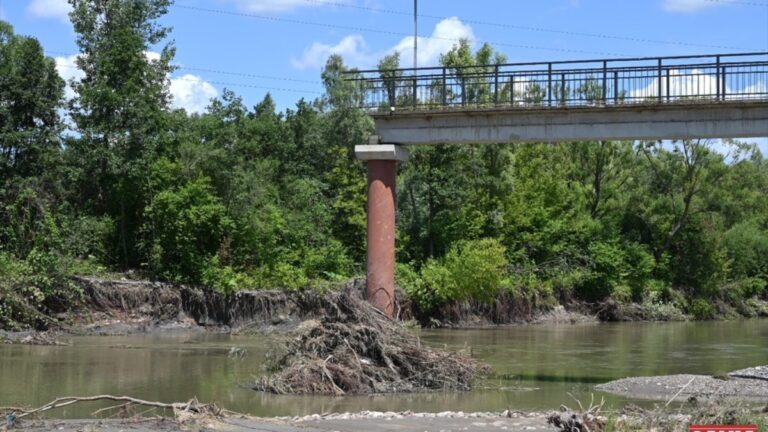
[547,394,606,432]
[4,395,224,420]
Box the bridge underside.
[372,101,768,145]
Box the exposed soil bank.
[36,276,337,336]
[6,276,768,337]
[596,373,768,401]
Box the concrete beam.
[371,101,768,145]
[355,144,410,161]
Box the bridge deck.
[371,100,768,145]
[347,52,768,144]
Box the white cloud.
[27,0,71,22]
[631,69,766,102]
[145,51,161,62]
[291,35,370,70]
[742,81,768,96]
[225,0,353,14]
[391,17,475,69]
[55,54,85,100]
[55,52,218,114]
[169,74,219,114]
[291,17,475,70]
[661,0,720,13]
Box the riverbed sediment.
[17,411,558,432]
[596,372,768,402]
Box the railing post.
[721,65,727,100]
[613,71,619,104]
[560,73,566,106]
[412,75,417,110]
[602,60,607,104]
[716,55,721,100]
[666,69,671,102]
[461,78,466,107]
[510,75,515,106]
[657,58,663,102]
[442,67,447,107]
[547,63,553,107]
[494,65,499,106]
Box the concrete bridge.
[348,52,768,316]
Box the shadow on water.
[492,373,611,384]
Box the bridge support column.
[355,142,409,318]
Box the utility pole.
[414,0,418,70]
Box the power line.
[50,59,323,95]
[46,51,321,85]
[299,0,753,51]
[180,67,319,84]
[172,4,623,56]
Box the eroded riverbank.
[7,277,768,339]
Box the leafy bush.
[142,178,233,283]
[0,185,63,258]
[688,298,715,320]
[201,256,258,293]
[61,215,114,262]
[0,251,82,329]
[725,221,768,281]
[401,238,508,311]
[578,241,626,301]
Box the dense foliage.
[1,2,767,328]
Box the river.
[1,319,767,417]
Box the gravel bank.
[730,365,768,381]
[596,374,768,401]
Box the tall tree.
[0,21,64,181]
[0,21,65,258]
[67,0,176,268]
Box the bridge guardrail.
[344,52,768,112]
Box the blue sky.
[1,0,767,121]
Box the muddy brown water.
[1,320,767,418]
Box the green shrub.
[623,242,655,300]
[402,238,508,311]
[578,241,625,301]
[201,257,258,293]
[61,215,114,263]
[142,178,233,283]
[0,185,62,258]
[725,221,768,281]
[396,263,432,310]
[688,298,716,320]
[721,277,767,303]
[0,251,81,329]
[256,262,310,290]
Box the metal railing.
[345,52,768,113]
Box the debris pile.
[254,287,488,395]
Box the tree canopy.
[2,6,768,328]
